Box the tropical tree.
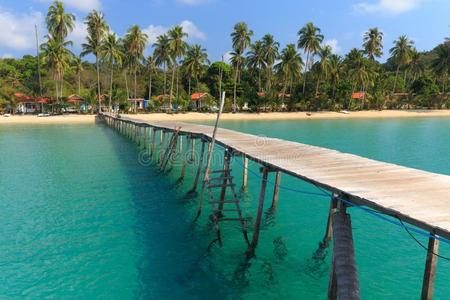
[123,25,148,111]
[182,44,209,95]
[297,22,324,94]
[389,35,414,93]
[73,55,84,96]
[261,34,279,93]
[275,44,302,97]
[153,34,171,101]
[145,55,156,101]
[431,43,450,96]
[363,28,383,60]
[82,10,108,111]
[328,54,343,99]
[231,22,253,112]
[246,40,266,91]
[46,0,75,43]
[315,45,332,95]
[408,48,424,83]
[167,26,188,106]
[100,32,123,111]
[40,36,72,104]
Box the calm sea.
[0,117,449,299]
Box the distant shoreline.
[1,110,450,124]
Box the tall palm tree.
[145,55,156,101]
[167,26,188,108]
[100,32,123,111]
[316,45,332,95]
[123,25,148,112]
[41,35,72,104]
[46,0,75,43]
[231,22,253,112]
[328,54,343,100]
[431,43,450,97]
[153,34,171,102]
[363,28,383,60]
[408,48,424,83]
[73,55,84,96]
[182,44,209,95]
[82,10,108,112]
[261,34,279,93]
[389,35,414,93]
[246,40,266,91]
[297,22,324,94]
[275,44,302,97]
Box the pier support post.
[328,202,360,300]
[421,235,439,300]
[158,131,166,165]
[179,137,190,179]
[321,194,339,249]
[190,138,196,162]
[247,166,269,258]
[270,171,282,210]
[242,156,248,191]
[190,139,206,192]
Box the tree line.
[0,0,449,113]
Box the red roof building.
[351,92,365,99]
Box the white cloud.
[180,20,206,40]
[177,0,210,5]
[68,20,87,49]
[353,0,422,14]
[324,38,341,54]
[0,9,43,51]
[39,0,101,13]
[144,20,206,46]
[144,25,169,45]
[1,53,14,59]
[223,51,232,64]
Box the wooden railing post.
[242,156,248,191]
[190,139,206,192]
[270,171,282,209]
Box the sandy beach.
[1,110,450,125]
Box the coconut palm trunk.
[392,65,400,94]
[96,56,101,113]
[134,67,137,112]
[109,65,114,112]
[302,51,310,94]
[233,65,239,113]
[148,71,152,101]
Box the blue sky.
[0,0,448,62]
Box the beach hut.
[14,93,37,114]
[351,92,365,100]
[128,98,147,111]
[66,95,84,113]
[155,94,172,111]
[190,92,210,110]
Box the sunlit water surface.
[1,117,449,299]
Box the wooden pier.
[101,113,450,299]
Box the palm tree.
[182,44,209,95]
[46,0,75,43]
[246,40,266,91]
[328,54,343,100]
[408,48,424,83]
[261,34,279,93]
[82,10,108,112]
[100,32,123,111]
[123,25,148,112]
[231,22,253,112]
[167,26,188,109]
[316,45,332,95]
[297,22,324,94]
[363,28,383,60]
[153,34,171,102]
[389,35,414,93]
[41,35,72,104]
[431,43,450,97]
[73,55,84,96]
[145,55,156,101]
[275,44,302,97]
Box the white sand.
[2,110,450,125]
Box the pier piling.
[421,235,439,300]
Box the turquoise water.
[1,117,449,299]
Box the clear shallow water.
[0,117,449,299]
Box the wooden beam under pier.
[421,235,439,300]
